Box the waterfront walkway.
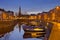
[49,22,60,40]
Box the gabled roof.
[0,8,5,11]
[7,11,14,13]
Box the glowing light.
[52,13,55,20]
[31,33,36,37]
[56,6,60,10]
[34,28,43,31]
[56,6,59,9]
[57,23,60,29]
[26,29,29,30]
[3,12,7,19]
[47,23,49,25]
[30,21,37,25]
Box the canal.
[0,24,43,40]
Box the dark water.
[0,24,42,40]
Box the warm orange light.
[31,33,37,37]
[30,21,37,25]
[38,15,41,19]
[56,6,59,9]
[52,13,55,20]
[34,28,43,31]
[3,12,7,19]
[44,14,47,20]
[47,22,49,25]
[57,23,60,29]
[56,6,60,10]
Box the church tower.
[18,6,21,16]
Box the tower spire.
[18,6,21,16]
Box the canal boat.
[23,25,46,38]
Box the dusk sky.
[0,0,60,14]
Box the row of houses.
[48,6,60,22]
[39,6,60,22]
[0,8,15,20]
[19,6,60,22]
[0,6,60,22]
[37,6,60,22]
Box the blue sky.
[0,0,60,14]
[0,0,20,12]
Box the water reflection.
[0,24,42,40]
